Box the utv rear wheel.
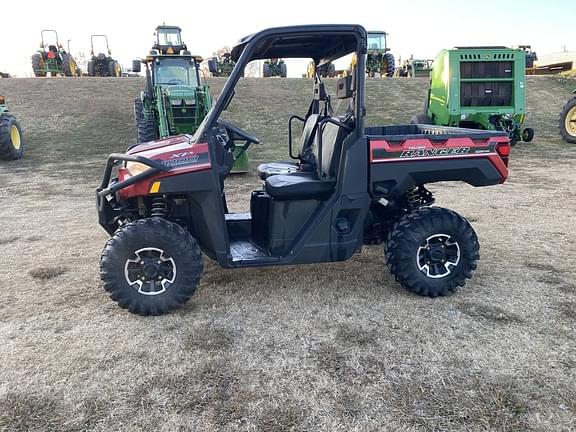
[0,114,24,161]
[385,207,480,297]
[134,98,158,143]
[560,97,576,144]
[100,218,204,316]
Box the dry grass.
[0,75,575,431]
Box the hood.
[163,85,196,101]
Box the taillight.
[495,142,510,167]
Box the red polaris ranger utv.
[97,25,510,316]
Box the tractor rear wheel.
[61,54,77,77]
[87,61,95,77]
[280,63,287,78]
[385,207,480,297]
[31,54,46,77]
[0,114,24,161]
[100,218,204,316]
[382,52,395,77]
[560,97,576,144]
[108,60,121,77]
[134,98,158,143]
[263,63,271,77]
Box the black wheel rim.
[416,234,460,279]
[124,247,176,295]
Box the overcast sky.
[1,0,574,77]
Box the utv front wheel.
[100,218,204,315]
[385,207,479,297]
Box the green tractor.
[263,58,287,77]
[87,35,122,77]
[366,31,395,77]
[132,25,251,172]
[560,90,576,143]
[0,95,24,161]
[412,46,534,145]
[207,53,237,77]
[396,58,433,78]
[31,30,79,77]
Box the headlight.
[125,161,149,176]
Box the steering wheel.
[167,79,185,85]
[218,119,260,146]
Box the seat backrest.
[315,118,349,179]
[299,113,320,164]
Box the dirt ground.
[0,75,575,431]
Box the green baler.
[413,47,534,145]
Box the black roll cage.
[193,25,367,147]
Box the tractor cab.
[153,25,187,55]
[367,31,389,53]
[366,31,395,77]
[131,43,212,143]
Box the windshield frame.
[152,57,200,87]
[157,28,182,46]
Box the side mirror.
[207,58,218,75]
[132,60,141,73]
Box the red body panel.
[369,135,509,181]
[118,135,211,200]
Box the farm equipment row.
[31,30,121,77]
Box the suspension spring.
[406,186,421,210]
[151,197,169,218]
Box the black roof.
[155,25,182,32]
[231,24,366,63]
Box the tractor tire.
[134,98,158,143]
[280,63,287,78]
[383,52,395,77]
[384,207,480,297]
[87,61,95,77]
[108,60,121,77]
[263,63,271,78]
[100,218,204,316]
[328,63,336,78]
[559,97,576,144]
[0,114,24,161]
[61,54,77,77]
[31,53,46,77]
[410,113,433,125]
